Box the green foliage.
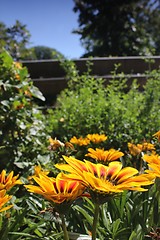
[70,188,157,240]
[73,0,160,57]
[47,60,160,152]
[0,50,51,175]
[0,20,31,60]
[47,60,107,140]
[0,193,63,240]
[1,52,160,239]
[26,46,64,60]
[0,50,63,239]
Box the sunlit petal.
[115,167,138,183]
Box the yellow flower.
[143,154,160,164]
[34,165,50,177]
[25,172,86,204]
[0,170,22,191]
[0,190,13,213]
[55,156,153,202]
[64,142,75,150]
[49,137,65,150]
[13,62,22,69]
[153,130,160,142]
[28,165,50,181]
[128,142,155,156]
[70,136,90,146]
[138,142,155,152]
[48,137,74,151]
[85,148,124,163]
[86,134,107,144]
[128,143,142,156]
[143,154,160,178]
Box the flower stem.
[92,203,100,240]
[60,214,69,240]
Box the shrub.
[0,50,50,175]
[48,60,160,152]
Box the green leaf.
[128,231,138,240]
[1,51,13,68]
[1,100,10,108]
[29,86,45,101]
[112,218,121,236]
[74,205,93,225]
[9,232,42,239]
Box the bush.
[0,50,50,175]
[47,60,160,152]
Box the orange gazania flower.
[64,142,75,150]
[138,142,155,152]
[48,137,74,151]
[0,170,22,191]
[55,156,153,202]
[85,148,124,163]
[153,130,160,142]
[128,142,155,156]
[143,154,160,178]
[70,136,90,146]
[86,134,107,144]
[25,172,86,204]
[128,143,142,156]
[0,190,13,213]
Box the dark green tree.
[0,20,31,60]
[73,0,160,57]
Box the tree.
[0,20,31,60]
[0,21,64,60]
[73,0,160,57]
[26,46,64,60]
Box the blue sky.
[0,0,85,59]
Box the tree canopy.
[27,46,64,60]
[0,20,31,60]
[73,0,160,57]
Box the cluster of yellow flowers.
[70,133,107,146]
[2,131,160,214]
[1,131,160,239]
[25,132,160,207]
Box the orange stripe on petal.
[85,160,98,176]
[63,156,88,173]
[56,178,66,193]
[99,165,107,178]
[115,167,138,183]
[83,172,100,189]
[124,175,153,184]
[6,171,14,183]
[107,162,122,180]
[67,181,78,193]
